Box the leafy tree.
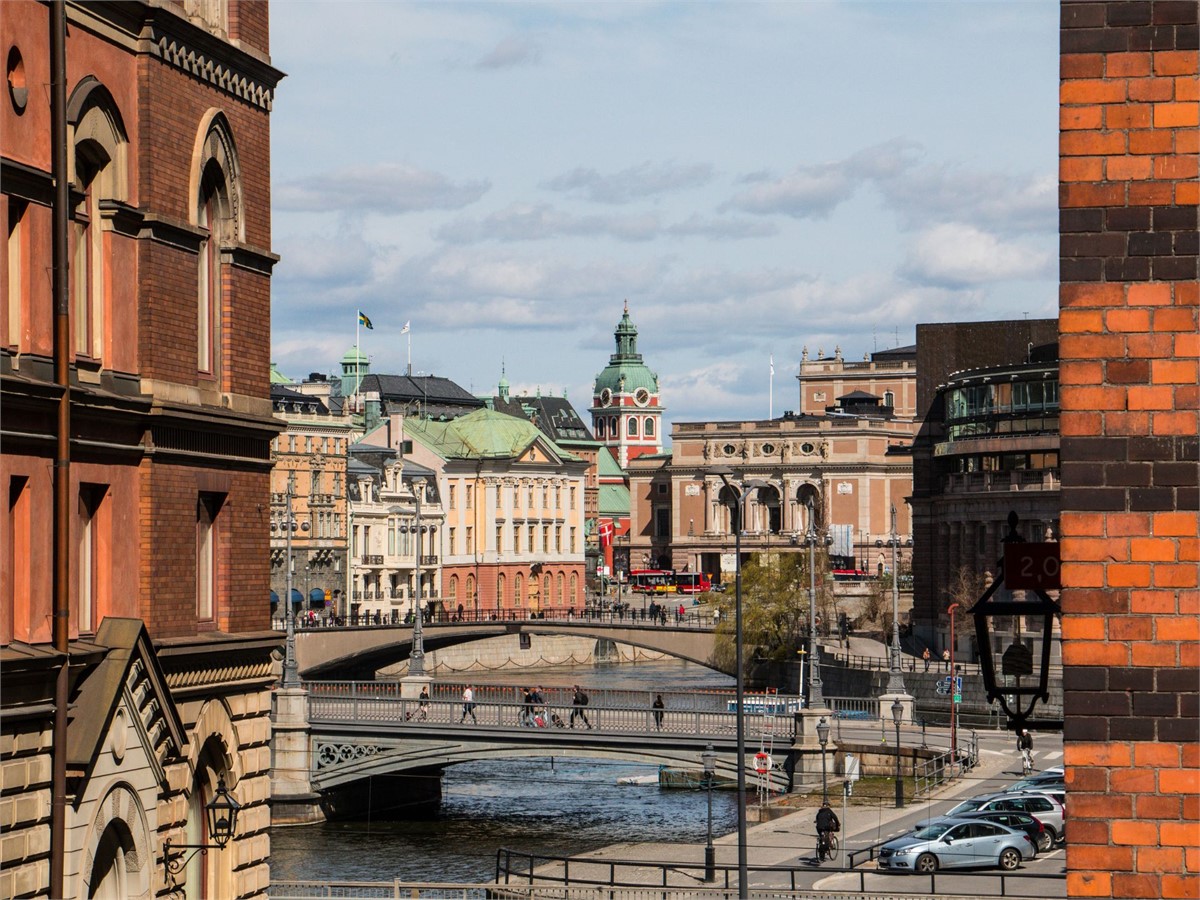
[710,550,837,673]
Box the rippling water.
[271,660,741,884]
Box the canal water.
[270,659,743,884]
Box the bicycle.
[816,830,839,862]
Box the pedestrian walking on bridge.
[652,694,665,730]
[570,685,592,729]
[460,685,477,723]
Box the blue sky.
[269,1,1059,429]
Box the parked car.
[952,809,1053,853]
[947,791,1066,844]
[1006,773,1066,793]
[877,818,1034,873]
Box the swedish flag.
[358,311,374,330]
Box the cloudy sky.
[269,1,1058,430]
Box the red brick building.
[1,1,281,896]
[1059,2,1198,898]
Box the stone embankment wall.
[382,635,668,677]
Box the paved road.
[524,725,1066,898]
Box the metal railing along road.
[269,881,1053,899]
[273,604,720,631]
[494,849,1064,897]
[306,683,799,741]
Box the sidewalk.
[527,744,1015,886]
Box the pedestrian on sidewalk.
[942,648,950,671]
[570,684,591,729]
[460,685,477,723]
[922,648,931,672]
[520,687,534,726]
[652,694,665,730]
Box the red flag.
[598,520,614,548]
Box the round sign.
[754,752,771,774]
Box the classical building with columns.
[627,347,919,588]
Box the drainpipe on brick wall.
[49,2,71,897]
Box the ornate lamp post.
[816,716,830,805]
[802,499,831,711]
[395,476,432,678]
[708,465,767,900]
[702,744,717,882]
[875,506,910,697]
[282,488,309,687]
[891,699,905,808]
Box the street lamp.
[708,464,768,900]
[948,602,960,772]
[282,488,310,687]
[875,506,910,696]
[394,475,432,676]
[891,699,904,808]
[802,499,832,711]
[702,744,717,882]
[163,776,240,891]
[816,716,830,805]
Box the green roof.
[270,362,293,385]
[594,305,659,395]
[598,483,631,516]
[597,446,625,477]
[408,408,581,462]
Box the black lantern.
[971,511,1063,732]
[163,776,240,890]
[890,700,904,808]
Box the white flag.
[400,321,411,334]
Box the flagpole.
[769,355,774,420]
[355,314,361,411]
[407,326,412,377]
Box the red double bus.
[628,570,713,594]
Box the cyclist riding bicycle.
[815,803,840,861]
[1018,729,1034,775]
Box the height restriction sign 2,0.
[1004,542,1061,591]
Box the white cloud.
[475,35,542,69]
[901,223,1055,287]
[436,204,661,243]
[275,164,490,214]
[543,161,715,204]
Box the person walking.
[460,684,477,723]
[520,687,535,726]
[418,685,431,721]
[532,685,547,727]
[922,648,931,672]
[652,694,665,730]
[570,684,591,729]
[942,648,951,671]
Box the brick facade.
[1,1,282,896]
[1059,2,1199,897]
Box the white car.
[877,818,1035,873]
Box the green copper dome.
[593,303,659,397]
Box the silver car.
[877,817,1034,873]
[948,791,1066,844]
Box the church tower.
[591,302,664,468]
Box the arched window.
[448,575,458,599]
[569,573,578,605]
[542,574,551,604]
[191,113,243,381]
[554,573,563,604]
[67,79,128,363]
[628,416,639,436]
[644,417,655,437]
[497,573,506,606]
[514,573,523,606]
[595,418,605,438]
[884,390,895,409]
[466,575,475,604]
[609,417,618,437]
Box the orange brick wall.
[1059,2,1199,898]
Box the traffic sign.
[953,694,962,704]
[954,675,963,693]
